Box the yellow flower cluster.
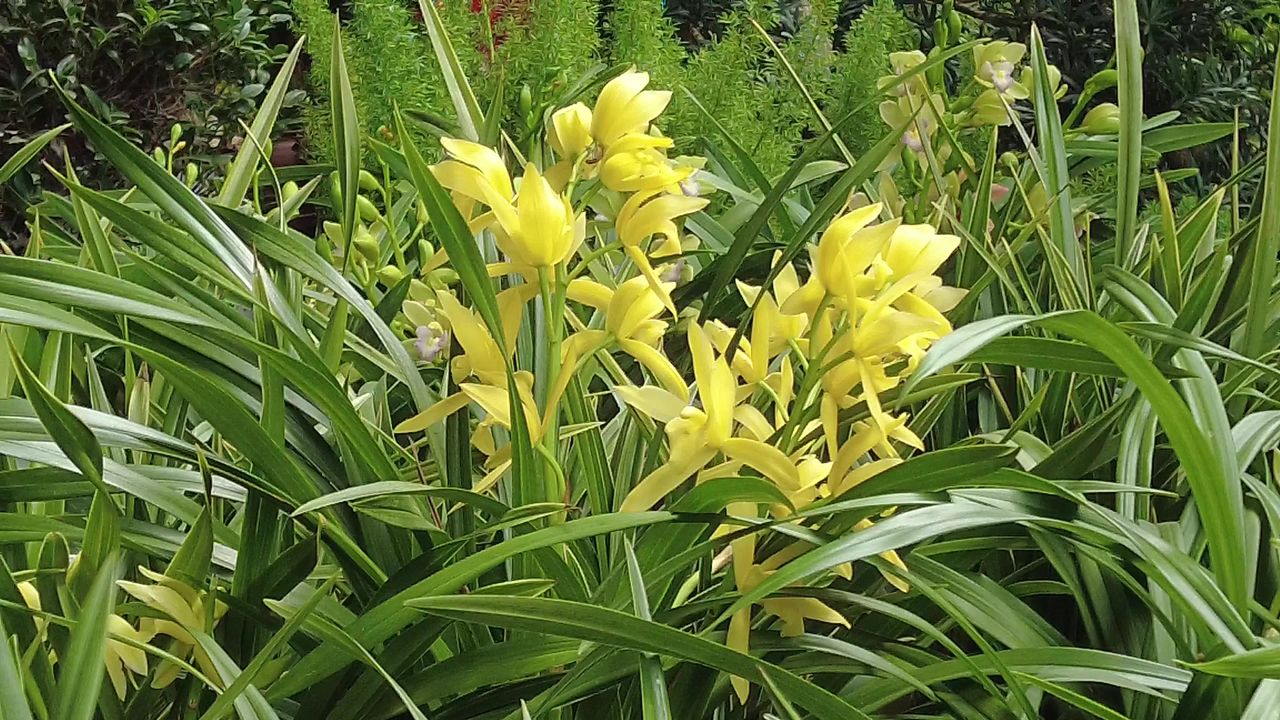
[16,568,225,699]
[393,68,964,703]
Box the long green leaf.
[1241,44,1280,359]
[52,554,117,720]
[408,595,872,720]
[1114,0,1143,263]
[0,124,69,184]
[218,38,305,208]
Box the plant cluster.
[0,1,1279,719]
[0,0,302,242]
[296,0,916,174]
[956,0,1280,184]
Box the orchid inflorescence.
[391,68,965,701]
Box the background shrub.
[0,0,302,242]
[299,0,916,173]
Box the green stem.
[536,267,565,510]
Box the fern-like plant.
[299,0,915,172]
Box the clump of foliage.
[956,0,1280,183]
[3,2,1280,719]
[0,0,302,241]
[299,0,916,173]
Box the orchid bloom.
[973,41,1029,98]
[615,323,799,511]
[878,92,944,169]
[482,163,586,270]
[117,567,226,689]
[561,275,685,397]
[590,69,672,148]
[599,133,690,193]
[615,187,709,316]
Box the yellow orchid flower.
[726,544,850,702]
[973,41,1029,99]
[432,138,514,211]
[878,92,944,170]
[17,580,149,699]
[482,163,585,269]
[394,285,536,435]
[878,49,929,97]
[1021,61,1068,100]
[548,102,594,158]
[561,275,685,397]
[117,567,226,689]
[599,134,690,193]
[812,203,896,301]
[616,188,709,316]
[735,253,814,356]
[591,69,672,148]
[614,324,799,511]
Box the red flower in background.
[414,1,527,56]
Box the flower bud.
[358,169,380,192]
[184,163,199,187]
[354,227,380,263]
[1083,69,1118,97]
[416,200,429,226]
[170,123,183,147]
[357,195,380,222]
[376,265,405,286]
[519,85,533,118]
[282,180,299,201]
[1080,103,1121,134]
[329,172,342,213]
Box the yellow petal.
[625,245,678,319]
[728,608,753,703]
[614,385,688,424]
[514,164,574,267]
[474,458,511,494]
[108,616,148,675]
[592,70,671,146]
[566,278,613,310]
[688,324,734,445]
[16,581,40,611]
[497,283,537,354]
[394,391,469,433]
[105,653,128,699]
[610,275,670,339]
[733,404,774,441]
[461,383,512,428]
[618,340,688,401]
[619,446,717,511]
[548,102,593,158]
[441,138,512,198]
[721,437,801,491]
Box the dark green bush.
[0,0,302,239]
[957,0,1280,183]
